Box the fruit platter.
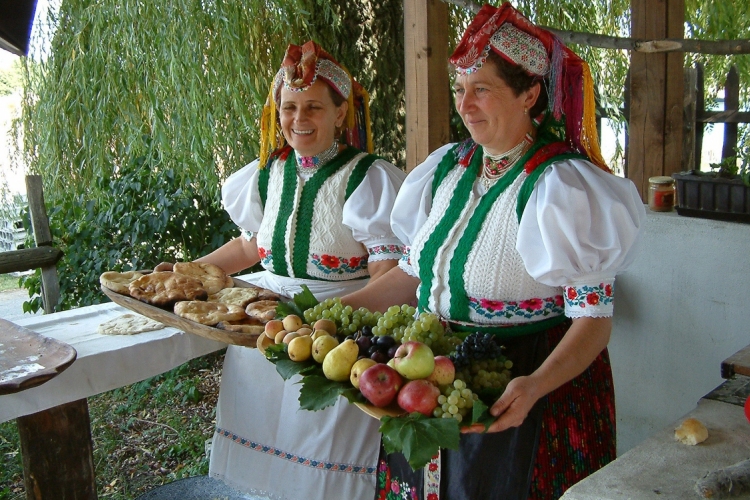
[261,287,515,470]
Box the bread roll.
[674,417,709,445]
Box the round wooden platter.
[256,332,274,353]
[101,276,265,347]
[354,401,405,419]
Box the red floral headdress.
[259,41,373,167]
[450,3,608,171]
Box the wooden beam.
[0,247,63,274]
[26,175,60,313]
[404,0,451,171]
[628,0,684,197]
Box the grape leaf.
[297,375,360,411]
[379,413,460,470]
[276,284,320,317]
[274,359,320,380]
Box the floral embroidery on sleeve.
[311,253,369,275]
[563,281,615,318]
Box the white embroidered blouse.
[392,143,646,320]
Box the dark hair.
[485,51,548,117]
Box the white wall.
[611,209,750,454]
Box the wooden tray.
[101,277,267,347]
[354,401,404,419]
[0,318,77,396]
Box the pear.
[311,329,331,341]
[313,319,337,336]
[350,358,378,389]
[322,339,359,381]
[312,335,339,363]
[288,335,314,362]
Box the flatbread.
[97,313,164,335]
[208,287,260,308]
[129,272,207,307]
[215,318,265,335]
[245,300,279,323]
[174,301,247,326]
[173,262,232,295]
[100,271,144,295]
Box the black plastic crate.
[672,172,750,223]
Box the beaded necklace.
[480,133,534,189]
[294,141,340,174]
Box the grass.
[0,274,22,293]
[0,350,224,499]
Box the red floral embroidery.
[428,463,438,472]
[258,247,268,259]
[480,298,504,311]
[554,295,565,307]
[320,254,340,268]
[391,480,400,494]
[428,494,439,500]
[520,298,543,311]
[567,287,578,300]
[586,292,600,305]
[604,284,613,296]
[349,256,362,269]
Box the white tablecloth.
[0,302,226,423]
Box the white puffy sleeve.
[517,158,646,318]
[342,158,407,262]
[391,143,455,276]
[220,159,263,239]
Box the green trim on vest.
[257,155,275,211]
[431,144,463,200]
[269,153,299,277]
[447,314,567,340]
[345,153,380,201]
[515,152,586,222]
[446,145,535,321]
[417,149,483,313]
[290,147,361,279]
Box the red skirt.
[374,320,616,500]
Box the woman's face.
[279,79,347,157]
[453,62,539,155]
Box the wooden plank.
[695,62,705,169]
[0,247,63,274]
[0,318,76,396]
[663,0,684,177]
[25,175,60,314]
[721,344,750,379]
[17,399,97,500]
[698,110,750,124]
[404,0,450,171]
[628,0,667,197]
[722,65,739,162]
[682,66,697,171]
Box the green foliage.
[20,142,235,311]
[380,413,460,471]
[0,59,23,96]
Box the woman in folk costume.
[204,41,406,498]
[343,3,646,499]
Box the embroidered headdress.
[259,40,373,167]
[450,2,607,171]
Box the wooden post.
[26,175,60,314]
[17,400,98,500]
[695,62,705,169]
[682,66,697,172]
[628,0,685,198]
[403,0,451,171]
[722,65,739,163]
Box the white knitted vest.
[411,164,562,324]
[256,154,369,280]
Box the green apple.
[392,341,435,380]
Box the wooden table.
[1,302,227,499]
[721,343,750,379]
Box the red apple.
[397,379,441,416]
[359,364,403,407]
[426,355,455,386]
[392,341,435,380]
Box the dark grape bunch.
[450,332,504,368]
[347,326,399,363]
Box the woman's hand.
[153,262,174,272]
[461,375,542,434]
